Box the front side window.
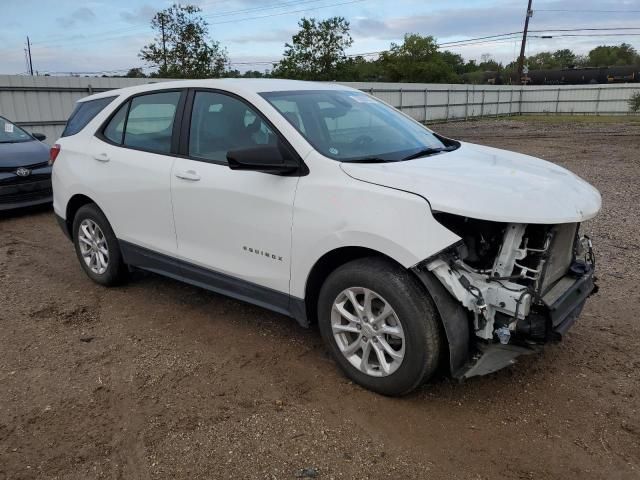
[261,90,453,162]
[0,117,33,143]
[188,91,277,162]
[62,96,116,137]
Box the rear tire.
[72,203,127,286]
[317,257,441,396]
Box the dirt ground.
[1,117,639,480]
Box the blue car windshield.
[260,90,455,162]
[0,117,33,143]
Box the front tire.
[72,203,127,286]
[318,257,441,396]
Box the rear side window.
[102,91,180,154]
[62,96,116,137]
[103,102,128,144]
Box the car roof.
[78,78,357,103]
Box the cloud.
[228,28,296,45]
[345,0,640,64]
[120,5,157,24]
[56,7,96,28]
[357,0,630,39]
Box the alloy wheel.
[78,219,109,275]
[331,287,405,377]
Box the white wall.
[1,75,638,141]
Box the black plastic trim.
[545,271,595,330]
[0,195,52,211]
[412,265,471,377]
[55,213,72,240]
[119,240,309,326]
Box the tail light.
[49,144,61,165]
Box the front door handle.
[175,170,201,181]
[93,153,110,163]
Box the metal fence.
[1,75,638,141]
[340,82,640,123]
[0,75,166,141]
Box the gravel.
[0,116,638,479]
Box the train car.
[523,66,639,85]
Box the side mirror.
[32,133,47,141]
[227,144,299,174]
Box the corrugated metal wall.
[1,75,638,142]
[341,82,639,122]
[0,75,173,142]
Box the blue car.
[0,116,52,211]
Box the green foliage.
[271,17,353,80]
[140,4,228,79]
[226,69,270,78]
[125,68,146,78]
[588,43,640,67]
[134,7,640,84]
[506,44,640,72]
[379,34,457,83]
[629,92,640,113]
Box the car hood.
[0,140,49,168]
[340,142,601,224]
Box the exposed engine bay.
[425,213,597,350]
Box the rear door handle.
[175,170,201,181]
[93,153,110,163]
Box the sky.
[1,0,639,75]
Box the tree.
[629,91,640,113]
[227,69,270,78]
[140,4,228,78]
[379,34,458,83]
[552,49,577,68]
[125,67,146,78]
[440,50,467,75]
[587,43,639,67]
[271,17,353,80]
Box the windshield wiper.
[401,146,457,161]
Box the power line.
[437,32,522,46]
[530,27,640,32]
[35,0,368,48]
[533,33,640,38]
[33,0,330,44]
[535,9,640,13]
[208,0,368,25]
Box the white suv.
[52,79,601,395]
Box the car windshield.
[260,90,456,162]
[0,117,33,143]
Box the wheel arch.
[65,194,98,239]
[302,246,407,326]
[301,245,472,378]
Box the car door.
[170,90,301,301]
[95,90,184,256]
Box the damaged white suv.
[52,79,600,395]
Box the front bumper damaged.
[412,222,597,380]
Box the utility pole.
[160,14,168,73]
[26,36,34,76]
[517,0,533,84]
